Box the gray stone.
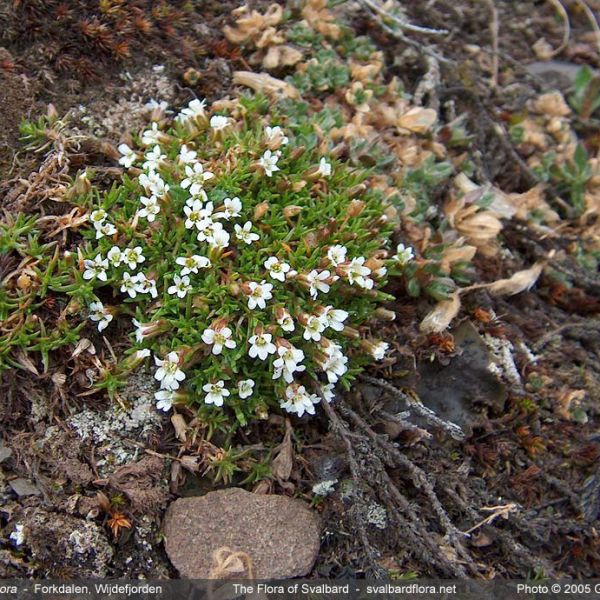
[0,445,12,463]
[162,487,320,579]
[9,478,40,497]
[416,321,506,428]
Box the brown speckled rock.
[162,488,320,579]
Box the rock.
[416,321,506,428]
[525,61,596,90]
[0,444,12,463]
[9,478,40,497]
[163,488,320,579]
[18,507,113,577]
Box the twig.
[321,398,466,576]
[483,0,499,89]
[340,403,479,575]
[360,375,465,440]
[358,0,448,35]
[319,399,385,575]
[356,0,453,64]
[545,0,571,57]
[413,55,441,111]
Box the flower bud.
[347,199,365,217]
[254,201,269,220]
[66,298,82,314]
[292,180,306,192]
[47,103,59,120]
[183,67,201,86]
[289,146,305,161]
[340,326,360,339]
[330,142,346,158]
[276,179,291,192]
[283,205,302,218]
[255,405,269,420]
[348,183,367,198]
[121,348,151,371]
[374,307,396,321]
[360,339,389,360]
[17,273,32,290]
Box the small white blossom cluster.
[80,97,394,422]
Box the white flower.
[183,199,211,230]
[181,162,214,196]
[319,306,348,332]
[248,333,276,360]
[274,344,305,373]
[303,315,326,342]
[176,254,211,275]
[216,196,242,220]
[234,221,260,245]
[120,272,140,298]
[346,257,374,289]
[264,125,289,145]
[90,209,107,225]
[322,345,348,383]
[276,308,295,332]
[273,345,305,383]
[210,115,230,130]
[280,384,319,417]
[167,274,192,298]
[264,256,290,282]
[139,170,169,198]
[142,145,165,171]
[134,273,158,298]
[203,380,230,407]
[145,98,169,112]
[176,98,207,123]
[195,218,218,243]
[107,246,123,267]
[317,157,332,177]
[306,269,331,299]
[132,318,151,343]
[327,244,347,266]
[88,301,112,332]
[321,383,336,403]
[246,280,273,310]
[155,390,176,412]
[138,195,160,222]
[394,243,414,265]
[179,144,197,164]
[202,326,236,355]
[371,341,389,361]
[10,524,24,546]
[83,254,108,281]
[259,149,280,177]
[123,246,145,270]
[154,351,185,390]
[238,379,255,399]
[210,226,230,249]
[94,221,117,239]
[141,122,161,146]
[118,143,137,168]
